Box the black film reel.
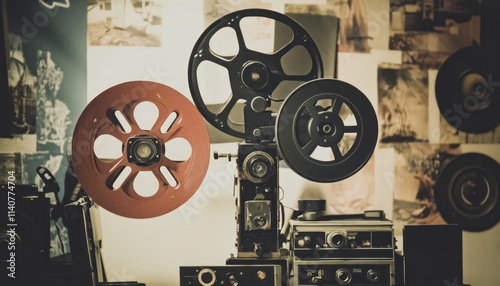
[435,46,499,134]
[435,152,500,232]
[188,8,323,139]
[276,79,378,183]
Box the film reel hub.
[460,72,492,110]
[126,135,162,166]
[241,61,270,91]
[276,79,378,182]
[72,81,210,218]
[311,111,344,146]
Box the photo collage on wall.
[332,0,498,235]
[1,0,87,258]
[383,0,492,234]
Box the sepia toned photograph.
[7,34,37,135]
[391,143,459,235]
[204,0,272,28]
[286,0,390,53]
[88,0,163,46]
[378,63,429,143]
[439,116,500,144]
[389,0,481,67]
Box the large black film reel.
[435,153,500,232]
[188,9,323,139]
[276,79,378,182]
[435,46,499,134]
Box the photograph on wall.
[2,0,87,263]
[391,143,459,235]
[7,35,37,135]
[389,0,480,68]
[283,2,339,79]
[0,153,22,185]
[387,1,494,144]
[438,115,500,144]
[36,50,68,154]
[204,0,272,28]
[4,0,87,184]
[389,0,481,68]
[285,0,390,54]
[88,0,163,46]
[378,63,428,143]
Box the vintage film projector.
[183,8,384,286]
[70,8,386,286]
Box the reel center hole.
[241,61,269,90]
[319,121,335,137]
[251,72,261,81]
[472,82,486,97]
[460,176,490,206]
[460,72,492,111]
[136,142,153,159]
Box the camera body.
[236,142,281,258]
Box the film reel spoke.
[277,79,378,182]
[152,167,176,189]
[330,144,343,161]
[218,93,240,121]
[156,116,185,145]
[301,140,317,156]
[332,97,344,116]
[192,42,231,69]
[305,101,320,119]
[111,109,134,134]
[232,19,248,52]
[344,125,360,133]
[94,156,126,176]
[160,111,180,134]
[116,168,140,196]
[275,39,299,58]
[152,108,177,135]
[95,120,131,143]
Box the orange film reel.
[72,81,210,218]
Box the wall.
[85,1,500,285]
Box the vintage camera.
[289,209,396,286]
